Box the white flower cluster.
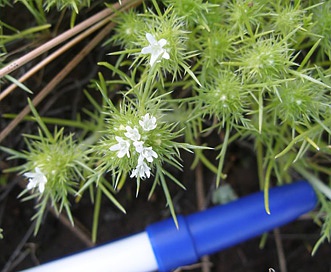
[109,113,158,179]
[23,167,48,193]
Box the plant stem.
[92,187,102,243]
[216,121,230,186]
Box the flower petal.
[141,46,152,54]
[109,143,120,151]
[39,183,45,193]
[162,51,170,60]
[158,38,167,47]
[27,181,36,190]
[150,52,160,66]
[146,33,156,45]
[24,172,36,178]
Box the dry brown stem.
[196,159,211,272]
[0,0,136,78]
[0,16,111,101]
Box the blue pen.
[24,181,317,272]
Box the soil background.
[1,3,331,272]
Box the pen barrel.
[147,181,317,272]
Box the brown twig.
[50,208,95,248]
[274,228,287,272]
[174,261,213,272]
[0,16,111,101]
[196,161,207,210]
[0,0,136,78]
[195,160,211,272]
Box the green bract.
[2,127,91,234]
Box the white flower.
[133,140,144,153]
[130,161,151,179]
[139,113,157,131]
[109,136,131,158]
[141,33,170,66]
[139,147,158,163]
[141,147,158,162]
[23,167,47,193]
[124,126,141,141]
[133,141,158,163]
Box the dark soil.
[1,3,331,272]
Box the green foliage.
[312,1,331,59]
[0,0,11,7]
[196,69,249,126]
[16,0,90,13]
[1,115,93,234]
[0,22,51,49]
